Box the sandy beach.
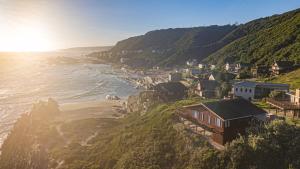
[57,100,126,122]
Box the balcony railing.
[266,98,300,110]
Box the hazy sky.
[0,0,300,51]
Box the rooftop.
[234,81,289,88]
[202,99,267,120]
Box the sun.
[5,23,54,52]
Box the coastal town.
[119,58,300,148]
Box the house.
[271,61,294,75]
[198,63,207,69]
[290,89,300,105]
[225,63,235,72]
[209,73,217,81]
[150,82,187,102]
[266,89,300,119]
[209,72,236,82]
[233,81,289,101]
[179,99,267,145]
[186,59,198,67]
[168,72,182,82]
[195,80,220,98]
[251,65,270,77]
[210,64,216,70]
[235,63,251,73]
[185,68,202,77]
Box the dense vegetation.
[89,8,300,68]
[206,8,300,66]
[1,98,299,169]
[89,25,237,68]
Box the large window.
[216,118,221,127]
[208,115,211,124]
[192,110,199,119]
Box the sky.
[0,0,300,51]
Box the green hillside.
[89,8,300,68]
[1,99,299,169]
[89,25,237,68]
[205,8,300,66]
[270,68,300,89]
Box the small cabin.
[179,99,267,145]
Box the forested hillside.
[205,8,300,66]
[89,8,300,68]
[89,25,237,68]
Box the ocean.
[0,52,139,146]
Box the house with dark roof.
[233,81,289,101]
[195,80,220,98]
[251,65,270,77]
[179,99,267,145]
[235,63,251,73]
[271,61,294,75]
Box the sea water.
[0,53,139,146]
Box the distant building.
[210,64,216,70]
[235,63,251,72]
[179,99,267,145]
[168,72,182,82]
[251,66,270,77]
[120,57,128,63]
[185,68,202,77]
[289,89,300,105]
[208,73,217,81]
[186,59,198,67]
[198,63,207,69]
[271,61,294,75]
[195,80,220,98]
[233,81,289,101]
[225,63,235,72]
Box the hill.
[89,25,237,68]
[205,8,300,66]
[60,46,112,52]
[89,8,300,68]
[270,68,300,89]
[0,99,299,169]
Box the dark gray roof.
[202,99,267,120]
[234,81,289,89]
[198,80,220,90]
[275,61,294,67]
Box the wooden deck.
[179,116,225,150]
[266,98,300,110]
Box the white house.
[198,63,207,69]
[233,81,289,101]
[225,63,235,72]
[186,59,198,67]
[289,89,300,105]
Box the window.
[192,110,199,119]
[245,88,248,92]
[240,88,243,92]
[216,118,221,127]
[235,88,238,91]
[201,113,204,121]
[208,115,211,124]
[225,120,230,128]
[249,89,252,93]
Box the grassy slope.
[270,68,300,89]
